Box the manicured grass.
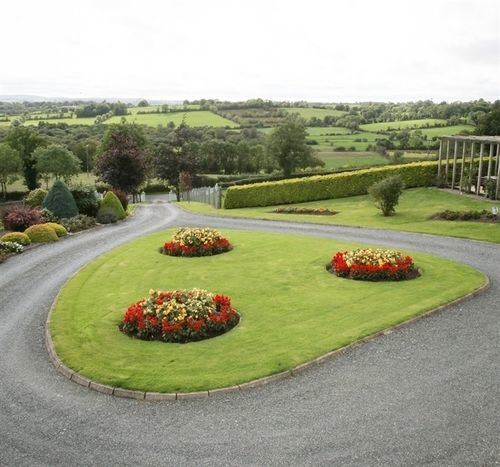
[360,119,447,132]
[49,229,485,393]
[179,188,500,243]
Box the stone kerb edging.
[45,276,490,401]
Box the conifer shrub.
[0,231,31,245]
[24,224,59,243]
[24,188,48,207]
[70,185,100,217]
[44,222,68,237]
[42,180,79,219]
[97,191,126,220]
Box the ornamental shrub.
[2,206,42,231]
[110,188,128,211]
[39,208,59,223]
[24,188,48,207]
[0,241,24,254]
[119,288,240,343]
[44,222,68,237]
[223,161,439,209]
[96,207,118,224]
[70,185,99,217]
[60,214,97,232]
[97,191,126,220]
[42,180,79,219]
[368,175,404,216]
[0,231,31,245]
[24,224,59,243]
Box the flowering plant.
[119,288,240,343]
[329,248,419,281]
[160,227,232,257]
[0,241,24,254]
[273,207,337,215]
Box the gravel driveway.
[0,202,498,466]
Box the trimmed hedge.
[224,162,439,209]
[24,224,59,243]
[0,231,31,245]
[44,222,68,237]
[97,191,126,220]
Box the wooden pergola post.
[445,139,450,182]
[459,141,466,192]
[495,144,499,175]
[451,139,458,189]
[496,148,500,200]
[437,139,443,179]
[487,143,494,180]
[476,143,484,195]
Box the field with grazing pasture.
[360,119,447,132]
[281,107,347,119]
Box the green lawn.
[49,229,485,393]
[7,173,97,192]
[360,119,447,132]
[179,188,500,243]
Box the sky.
[1,0,499,103]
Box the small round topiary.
[44,222,68,237]
[24,224,59,243]
[97,191,126,221]
[0,232,31,246]
[43,180,79,219]
[24,188,48,208]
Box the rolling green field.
[419,125,475,138]
[318,151,388,169]
[360,119,447,132]
[0,110,236,128]
[281,107,347,119]
[49,228,485,392]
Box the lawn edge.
[45,272,490,401]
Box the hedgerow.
[224,162,439,209]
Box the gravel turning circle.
[1,202,498,466]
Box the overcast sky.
[1,0,499,102]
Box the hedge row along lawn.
[179,188,500,244]
[49,229,485,393]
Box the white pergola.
[437,135,500,200]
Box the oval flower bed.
[160,227,232,257]
[272,207,337,216]
[119,288,240,343]
[328,248,419,281]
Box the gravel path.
[0,202,498,466]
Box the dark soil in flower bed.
[272,207,337,215]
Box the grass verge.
[49,229,485,393]
[179,188,500,243]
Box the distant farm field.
[419,125,475,138]
[317,151,387,169]
[281,107,347,119]
[360,119,448,132]
[2,110,237,128]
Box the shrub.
[272,207,337,215]
[223,161,438,208]
[24,188,48,207]
[96,207,118,224]
[160,228,232,257]
[328,248,419,281]
[97,191,126,220]
[42,180,79,219]
[39,208,59,223]
[110,188,129,211]
[2,206,42,231]
[60,214,97,232]
[368,175,404,216]
[24,224,59,243]
[70,185,100,217]
[0,241,24,254]
[44,222,68,237]
[430,209,498,222]
[119,288,240,343]
[0,231,31,245]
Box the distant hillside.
[0,95,181,105]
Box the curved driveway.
[0,202,498,466]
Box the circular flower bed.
[119,288,240,343]
[160,227,232,257]
[328,248,419,281]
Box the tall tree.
[95,123,147,193]
[266,114,323,177]
[34,144,81,183]
[5,125,46,190]
[154,123,198,200]
[476,100,500,135]
[0,143,22,200]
